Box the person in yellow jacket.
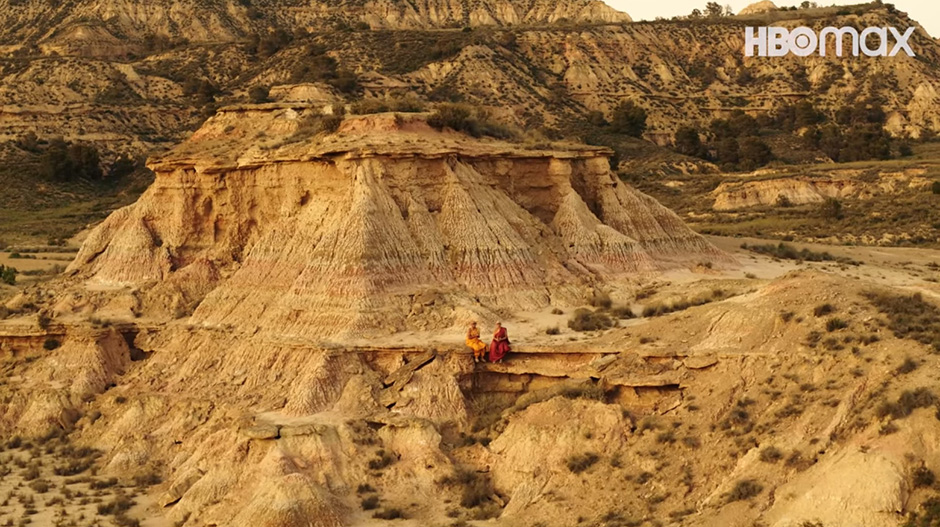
[466,321,487,362]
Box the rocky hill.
[0,0,629,48]
[50,110,726,339]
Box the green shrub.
[0,265,16,285]
[43,338,60,350]
[610,100,647,137]
[361,495,380,510]
[545,326,560,335]
[826,318,848,332]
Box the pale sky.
[602,1,940,39]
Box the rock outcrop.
[739,1,778,15]
[62,109,727,339]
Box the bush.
[826,318,848,332]
[292,114,344,141]
[427,104,516,139]
[373,508,404,520]
[367,450,396,470]
[90,477,119,489]
[28,479,50,494]
[568,308,614,332]
[611,306,635,319]
[545,326,560,335]
[865,291,940,351]
[566,453,600,474]
[610,101,647,137]
[877,388,937,419]
[933,181,940,195]
[96,495,135,516]
[813,304,836,317]
[759,446,783,463]
[248,85,270,103]
[361,495,380,510]
[819,198,843,220]
[351,96,426,114]
[43,338,60,351]
[0,265,16,285]
[674,126,707,158]
[741,243,858,265]
[727,479,762,502]
[913,467,936,488]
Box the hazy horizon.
[603,1,939,40]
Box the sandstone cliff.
[61,110,726,339]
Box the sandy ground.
[0,252,74,273]
[353,236,940,351]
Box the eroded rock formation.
[63,109,728,339]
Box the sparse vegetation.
[566,453,600,474]
[742,243,858,265]
[361,495,380,510]
[568,308,614,332]
[427,104,517,140]
[726,479,762,502]
[759,446,783,463]
[865,291,940,351]
[367,450,396,471]
[373,508,405,520]
[876,388,937,420]
[913,467,936,488]
[351,96,426,114]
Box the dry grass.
[865,291,940,351]
[726,479,762,502]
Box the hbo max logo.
[745,26,916,57]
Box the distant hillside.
[0,0,629,49]
[1,0,939,242]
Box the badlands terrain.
[2,109,940,527]
[2,1,940,527]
